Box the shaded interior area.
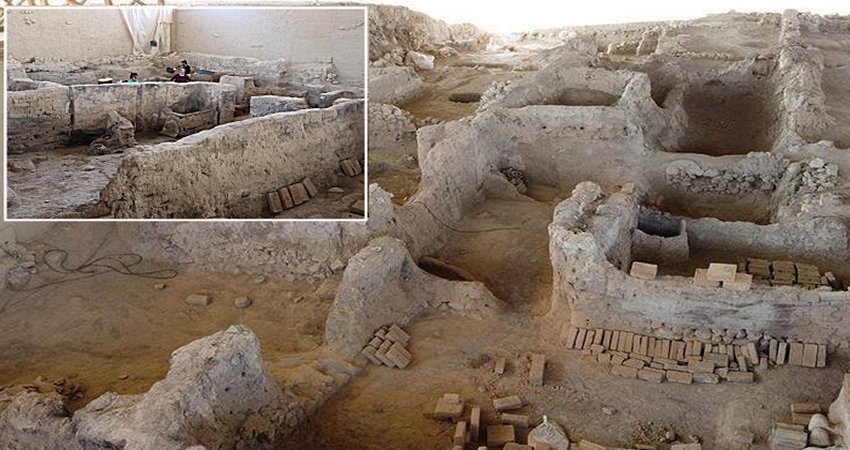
[674,78,776,155]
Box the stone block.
[565,327,580,349]
[777,342,788,365]
[266,192,283,214]
[788,343,805,366]
[276,186,295,209]
[723,273,753,291]
[802,344,818,368]
[771,425,807,450]
[386,325,411,344]
[706,263,737,282]
[302,177,319,197]
[493,395,523,412]
[817,344,827,368]
[434,396,464,420]
[688,359,715,374]
[598,353,612,365]
[386,343,412,368]
[693,373,720,384]
[502,413,529,428]
[583,330,596,349]
[602,330,613,349]
[791,402,820,414]
[630,262,657,280]
[289,182,310,205]
[454,421,467,445]
[470,406,481,441]
[693,268,721,287]
[638,367,665,383]
[611,331,620,350]
[575,329,587,350]
[623,358,645,369]
[495,357,507,374]
[360,345,382,365]
[666,370,693,384]
[184,294,211,306]
[727,371,754,383]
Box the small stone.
[234,296,252,308]
[253,275,267,284]
[118,374,129,380]
[154,283,166,290]
[602,406,616,415]
[328,187,345,194]
[808,158,825,169]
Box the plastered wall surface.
[7,8,134,61]
[174,8,365,83]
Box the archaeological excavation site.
[4,6,366,219]
[3,2,850,450]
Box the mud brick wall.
[549,182,850,345]
[98,100,365,218]
[7,82,71,153]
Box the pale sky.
[367,0,850,34]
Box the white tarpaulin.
[121,7,173,55]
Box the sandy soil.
[0,263,336,411]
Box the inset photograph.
[5,6,366,220]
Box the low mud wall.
[98,100,364,218]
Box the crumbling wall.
[549,182,850,345]
[249,95,308,117]
[0,326,357,450]
[368,103,417,149]
[324,236,504,358]
[7,80,71,153]
[168,52,289,86]
[368,66,424,104]
[773,10,832,149]
[98,100,364,218]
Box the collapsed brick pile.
[266,177,319,213]
[340,157,363,177]
[770,402,836,449]
[359,323,412,368]
[565,325,828,385]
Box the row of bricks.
[360,324,412,368]
[340,158,363,177]
[566,327,827,368]
[266,177,318,213]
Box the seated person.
[124,72,140,83]
[170,68,191,83]
[180,59,193,75]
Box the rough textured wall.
[174,8,365,83]
[6,8,134,61]
[549,183,850,345]
[98,100,365,218]
[7,81,71,153]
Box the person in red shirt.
[170,67,191,83]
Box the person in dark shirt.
[170,68,191,83]
[180,59,193,75]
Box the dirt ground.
[0,264,335,411]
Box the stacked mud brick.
[693,263,753,290]
[433,392,535,449]
[742,257,841,290]
[565,326,828,385]
[359,324,412,368]
[770,402,835,449]
[266,177,320,214]
[340,158,363,177]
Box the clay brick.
[360,345,382,365]
[278,188,296,212]
[703,352,729,368]
[791,412,814,425]
[791,402,820,414]
[487,424,516,447]
[470,406,481,441]
[611,364,638,379]
[610,330,620,350]
[817,344,827,368]
[638,367,665,383]
[598,353,612,365]
[771,425,807,450]
[632,335,642,354]
[666,370,693,384]
[375,341,395,367]
[565,327,579,349]
[623,358,645,369]
[386,343,412,368]
[727,371,754,383]
[184,294,211,306]
[769,339,778,362]
[639,335,649,355]
[493,395,523,412]
[688,360,715,374]
[386,325,410,344]
[351,158,363,175]
[583,330,596,349]
[504,444,533,450]
[266,192,283,213]
[530,353,546,386]
[593,329,604,345]
[693,268,721,287]
[590,344,605,355]
[611,355,626,365]
[289,182,310,205]
[577,440,606,450]
[746,343,759,365]
[736,352,749,372]
[777,342,788,365]
[340,159,356,176]
[602,330,612,349]
[672,341,686,361]
[453,421,467,445]
[706,263,737,282]
[788,342,805,366]
[802,343,818,368]
[630,261,657,280]
[661,339,671,359]
[501,413,529,428]
[302,177,319,197]
[434,397,464,420]
[630,353,652,363]
[369,337,383,348]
